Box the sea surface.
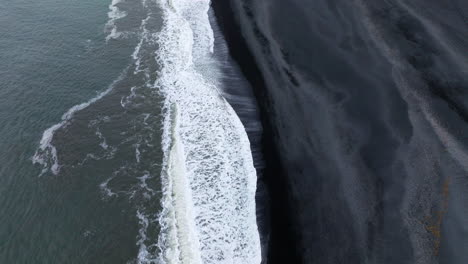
[0,0,262,263]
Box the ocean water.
[0,0,261,263]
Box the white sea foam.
[132,16,151,76]
[121,86,139,108]
[152,0,261,263]
[100,176,118,197]
[157,104,203,264]
[105,0,128,41]
[135,144,142,163]
[137,210,154,263]
[95,128,109,149]
[137,172,156,197]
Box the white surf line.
[153,0,261,263]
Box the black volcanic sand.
[212,2,301,263]
[213,0,468,264]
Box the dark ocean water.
[0,0,141,262]
[214,0,468,264]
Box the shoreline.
[211,2,301,263]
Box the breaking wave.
[153,0,261,263]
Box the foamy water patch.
[105,0,129,41]
[153,0,261,263]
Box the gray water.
[0,0,163,262]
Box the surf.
[154,0,261,263]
